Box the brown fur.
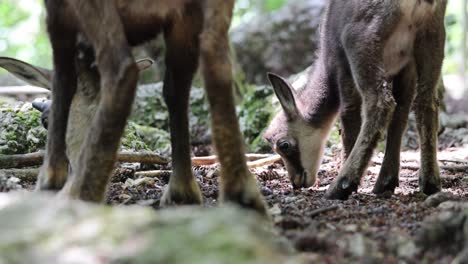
[39,0,266,214]
[264,0,446,199]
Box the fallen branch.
[309,205,339,217]
[0,151,169,169]
[0,152,45,169]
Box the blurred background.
[0,0,467,155]
[1,0,467,89]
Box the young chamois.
[0,50,153,172]
[40,0,266,214]
[264,0,447,200]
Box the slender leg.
[338,67,362,163]
[413,11,446,195]
[60,0,139,201]
[373,62,417,194]
[160,6,203,205]
[200,0,266,214]
[36,1,77,191]
[326,20,398,200]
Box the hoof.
[325,176,358,200]
[221,180,268,216]
[35,166,67,192]
[222,190,267,216]
[372,173,399,195]
[420,179,441,196]
[160,180,203,206]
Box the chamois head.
[264,73,334,189]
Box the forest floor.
[1,95,467,263]
[6,145,467,263]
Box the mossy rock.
[0,192,298,264]
[0,103,47,155]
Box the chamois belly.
[115,0,194,46]
[382,0,437,78]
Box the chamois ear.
[136,58,154,71]
[267,72,299,120]
[0,57,52,89]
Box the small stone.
[260,186,273,196]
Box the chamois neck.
[297,59,340,127]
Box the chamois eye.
[278,141,291,153]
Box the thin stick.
[247,155,282,168]
[372,160,468,172]
[191,155,218,166]
[191,153,277,166]
[134,170,172,178]
[438,158,468,164]
[309,205,339,217]
[0,151,169,169]
[117,151,169,164]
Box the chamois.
[264,0,446,200]
[40,0,266,214]
[0,51,152,172]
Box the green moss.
[0,103,47,155]
[237,84,275,153]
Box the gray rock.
[231,0,326,84]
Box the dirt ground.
[102,146,465,263]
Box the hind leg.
[200,0,266,214]
[160,10,203,206]
[36,1,77,191]
[373,62,417,194]
[60,0,139,201]
[413,21,445,195]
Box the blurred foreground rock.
[0,192,298,264]
[416,200,468,264]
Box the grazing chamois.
[264,0,446,200]
[40,0,266,214]
[0,52,152,172]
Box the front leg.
[160,13,203,206]
[326,21,397,200]
[36,1,77,191]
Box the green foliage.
[0,103,47,155]
[237,85,275,152]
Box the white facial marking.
[291,119,335,187]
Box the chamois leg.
[36,2,77,191]
[60,1,139,201]
[338,69,362,163]
[200,0,266,214]
[413,23,445,195]
[326,22,396,200]
[160,12,203,206]
[373,62,416,194]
